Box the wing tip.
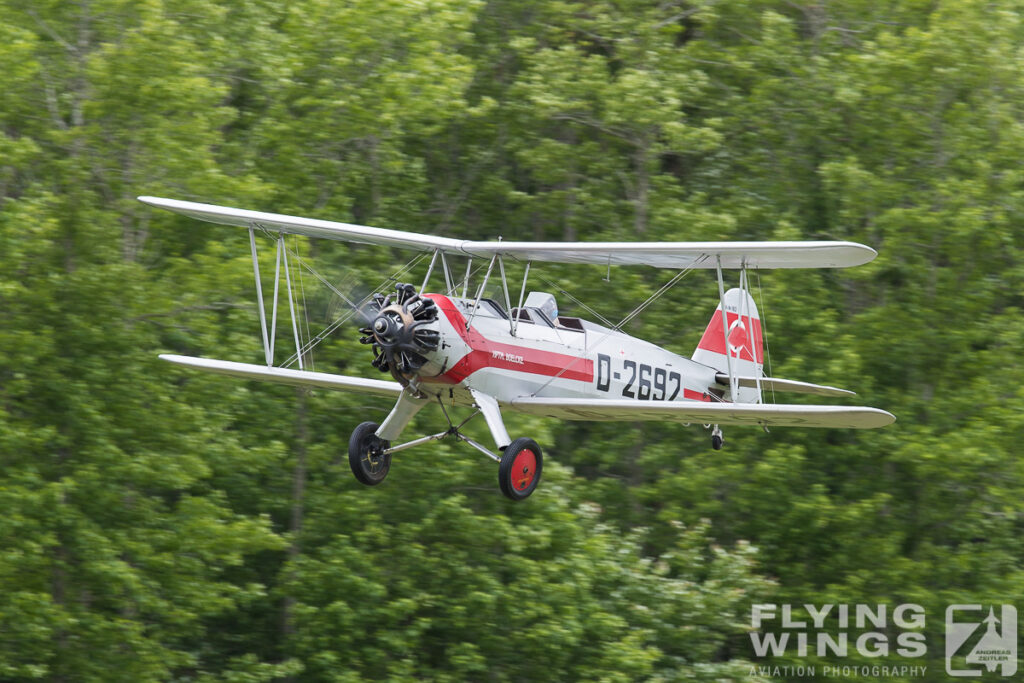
[873,408,897,427]
[847,406,895,428]
[159,353,213,369]
[849,242,878,267]
[138,196,185,211]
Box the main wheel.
[499,437,543,501]
[349,421,391,486]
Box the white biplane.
[141,196,894,500]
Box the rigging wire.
[612,256,708,332]
[279,250,429,368]
[527,257,705,396]
[504,255,615,328]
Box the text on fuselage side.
[492,350,524,365]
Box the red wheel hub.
[511,449,537,491]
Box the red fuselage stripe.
[427,295,594,385]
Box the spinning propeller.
[359,283,439,384]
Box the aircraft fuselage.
[414,294,722,406]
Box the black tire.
[349,421,391,486]
[711,434,723,450]
[499,437,543,501]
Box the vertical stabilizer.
[692,288,763,403]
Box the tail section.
[693,288,764,403]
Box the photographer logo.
[945,604,1017,677]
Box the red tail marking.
[697,310,764,364]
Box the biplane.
[140,196,894,500]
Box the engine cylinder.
[359,283,440,385]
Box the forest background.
[1,1,1022,681]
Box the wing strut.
[421,249,440,292]
[457,251,532,338]
[269,235,282,364]
[739,268,762,402]
[715,256,737,399]
[247,228,306,369]
[466,252,498,331]
[249,227,272,366]
[281,235,304,369]
[512,261,531,337]
[439,251,455,296]
[498,255,513,325]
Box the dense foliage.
[1,1,1022,680]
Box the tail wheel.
[710,424,723,450]
[499,438,543,501]
[349,421,391,486]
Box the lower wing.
[159,355,402,397]
[509,397,895,429]
[160,355,894,429]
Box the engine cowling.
[359,283,440,385]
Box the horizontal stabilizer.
[139,196,876,270]
[509,397,894,429]
[159,354,402,397]
[714,373,855,397]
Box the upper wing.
[460,241,875,269]
[715,374,856,397]
[160,354,402,397]
[139,196,876,269]
[509,397,895,429]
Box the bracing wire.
[526,256,705,396]
[279,250,429,368]
[613,255,708,332]
[502,254,615,327]
[281,251,427,368]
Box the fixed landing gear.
[498,438,543,501]
[345,402,544,501]
[710,424,724,450]
[348,421,392,485]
